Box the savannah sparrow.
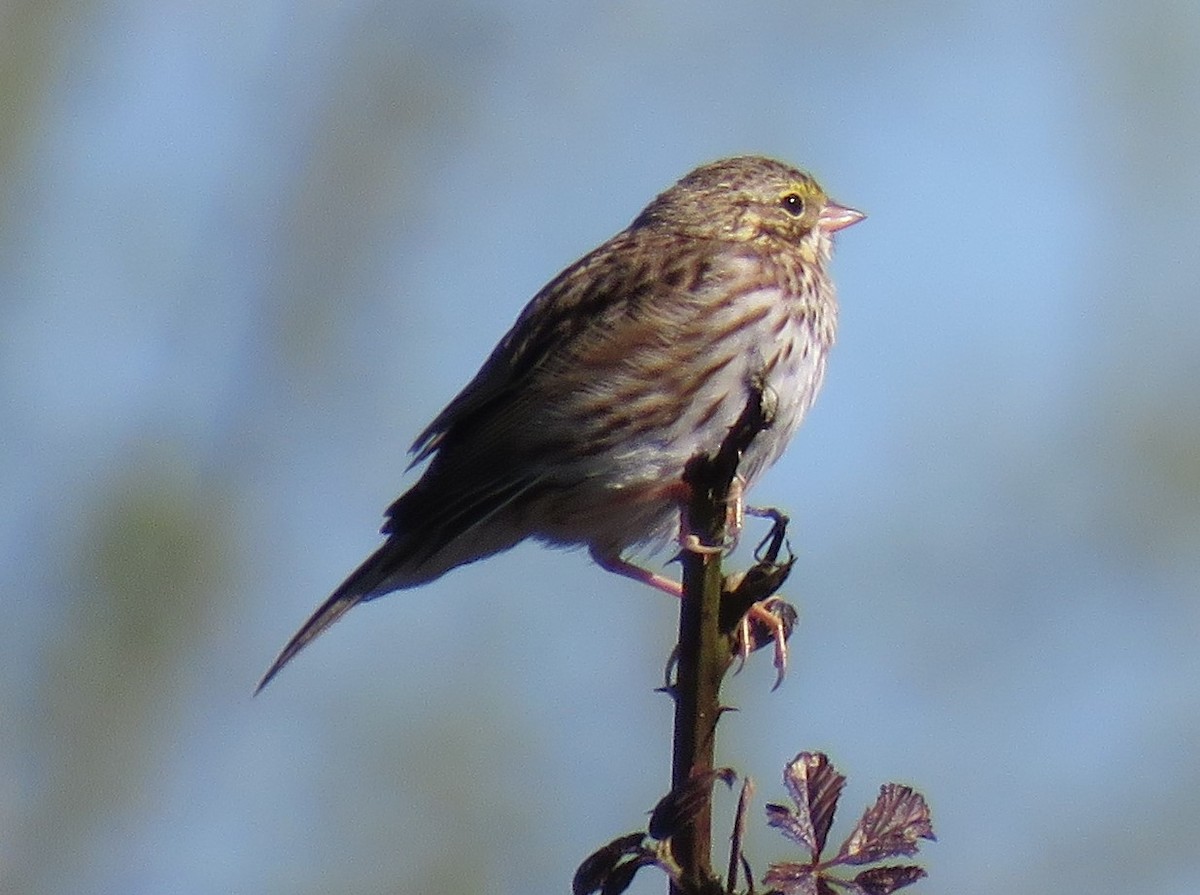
[258,156,863,691]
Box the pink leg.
[590,547,683,597]
[590,476,747,596]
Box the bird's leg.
[591,546,683,597]
[590,522,725,597]
[591,477,750,595]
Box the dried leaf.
[836,784,935,865]
[573,833,646,895]
[853,864,928,895]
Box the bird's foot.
[679,533,723,556]
[731,596,798,691]
[719,510,797,688]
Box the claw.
[731,614,752,675]
[679,533,724,556]
[746,506,790,563]
[735,597,798,690]
[597,496,799,690]
[718,510,798,688]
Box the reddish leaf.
[765,802,808,857]
[767,752,846,858]
[761,861,820,895]
[836,784,935,865]
[853,864,928,895]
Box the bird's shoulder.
[408,227,731,463]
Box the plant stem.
[670,489,727,891]
[670,380,774,894]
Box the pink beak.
[819,201,866,232]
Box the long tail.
[255,538,415,694]
[256,467,544,693]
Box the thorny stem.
[671,378,775,894]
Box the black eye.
[780,193,805,216]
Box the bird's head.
[632,156,864,260]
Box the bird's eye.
[780,193,805,216]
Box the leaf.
[836,784,935,865]
[648,767,736,840]
[853,864,928,895]
[766,752,846,859]
[761,861,820,895]
[600,855,653,895]
[573,833,646,895]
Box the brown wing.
[408,228,709,464]
[391,228,715,557]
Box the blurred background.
[2,1,1198,893]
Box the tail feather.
[256,470,547,693]
[255,539,411,694]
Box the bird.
[257,155,863,692]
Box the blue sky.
[2,2,1198,893]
